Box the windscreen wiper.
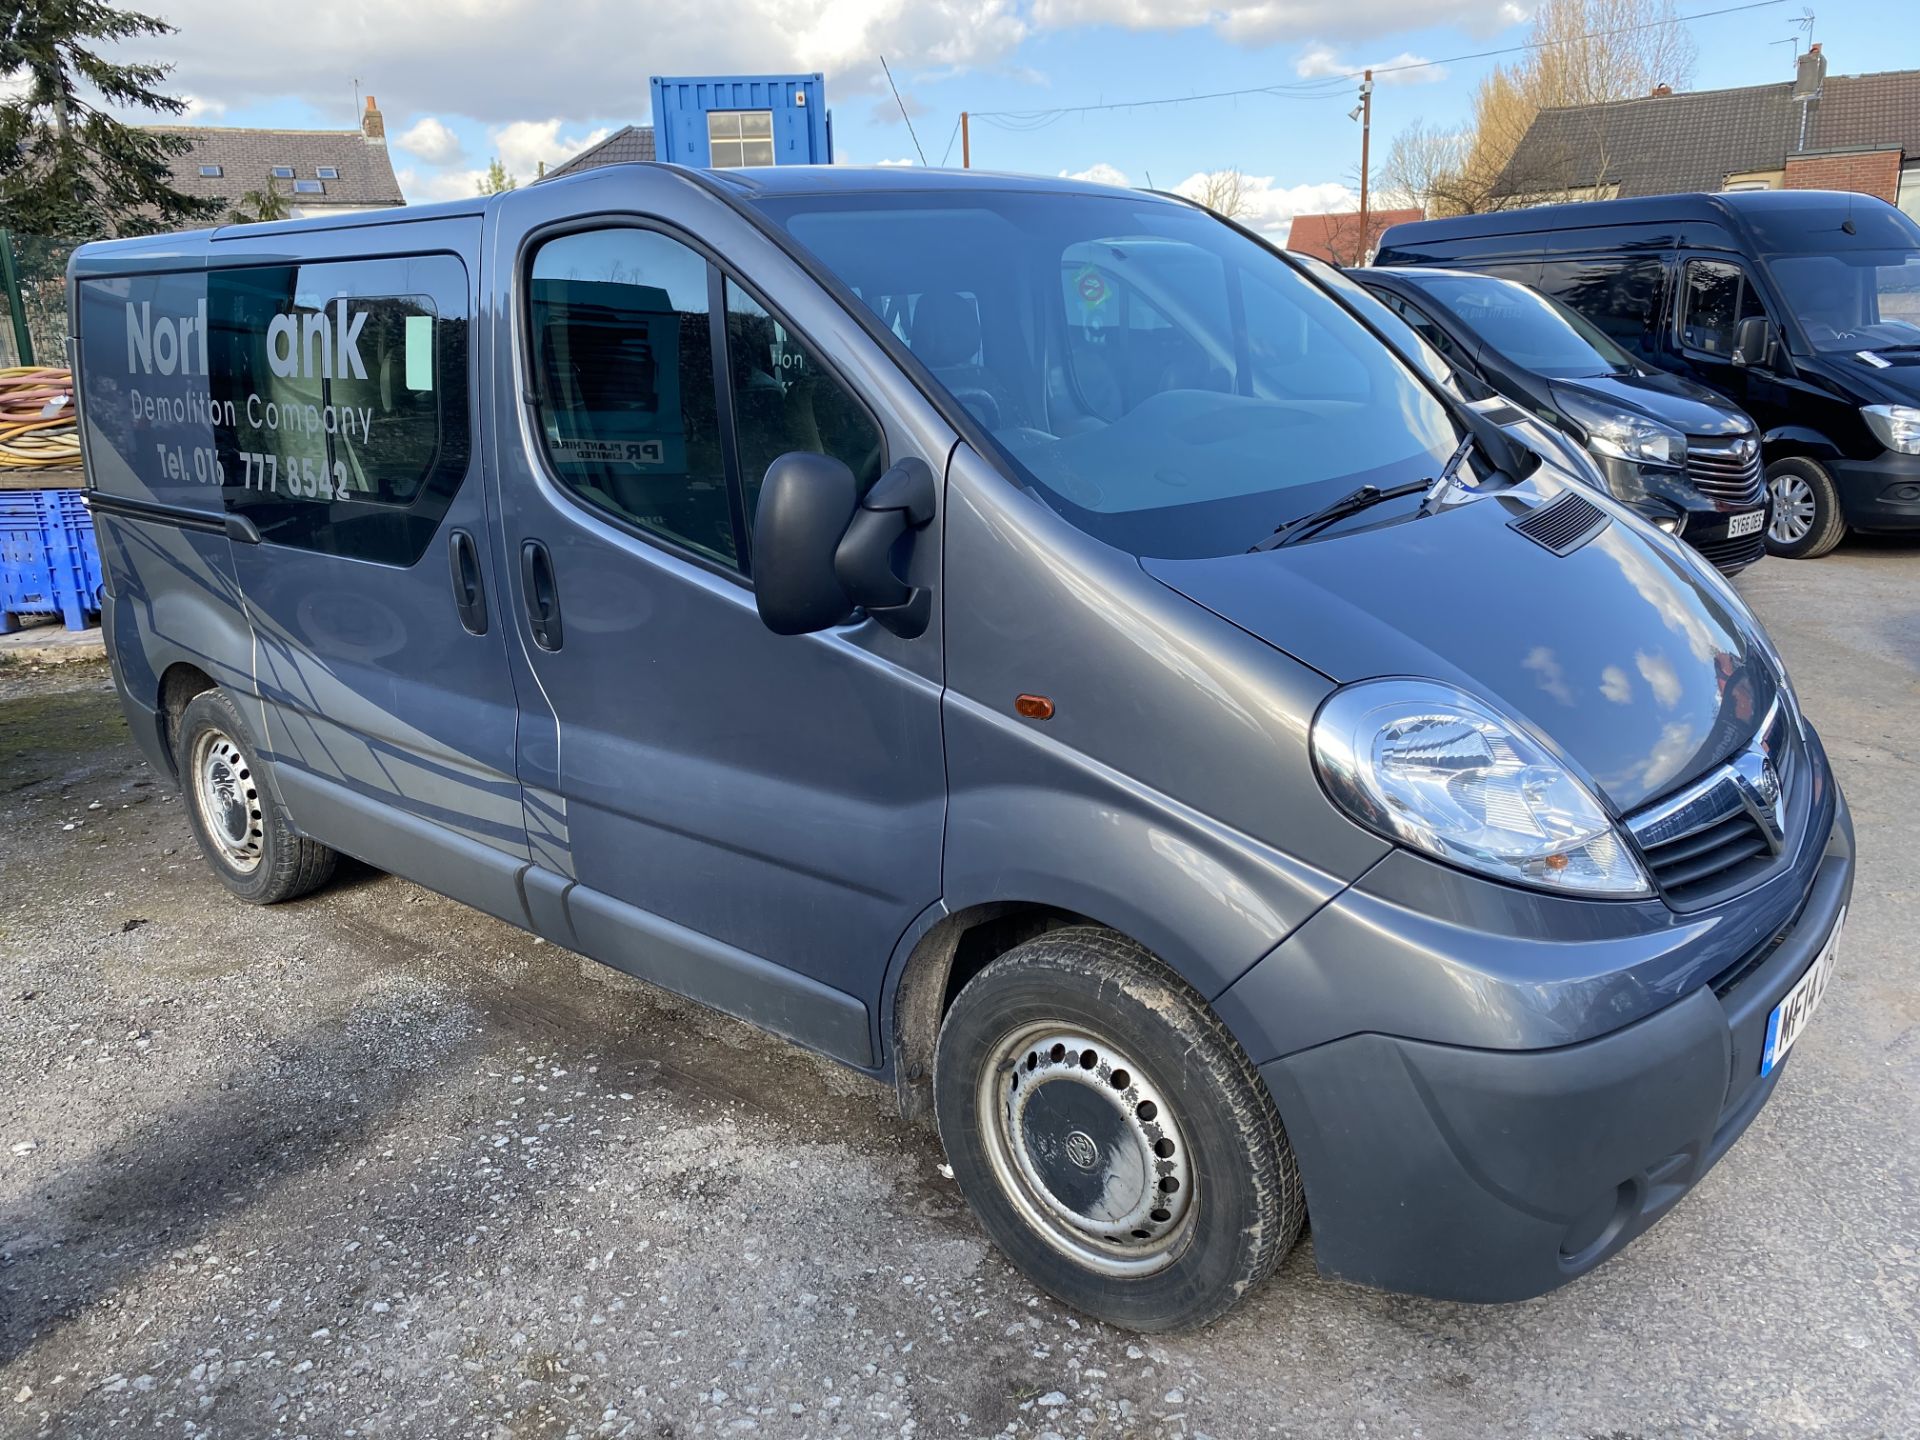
[1249,479,1431,552]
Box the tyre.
[1765,456,1847,559]
[173,688,337,904]
[933,926,1304,1331]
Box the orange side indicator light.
[1015,694,1055,721]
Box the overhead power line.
[880,54,928,166]
[969,0,1789,130]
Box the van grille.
[1686,438,1765,509]
[1627,700,1796,907]
[1510,492,1609,555]
[1690,529,1766,575]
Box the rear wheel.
[1765,457,1846,559]
[934,927,1304,1331]
[174,689,337,904]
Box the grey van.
[69,166,1853,1331]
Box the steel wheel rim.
[190,729,264,873]
[975,1022,1195,1277]
[1768,473,1816,544]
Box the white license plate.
[1762,908,1844,1076]
[1727,510,1765,539]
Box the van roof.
[1378,188,1885,249]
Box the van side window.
[528,228,737,568]
[1537,257,1665,360]
[1681,259,1766,356]
[208,255,471,563]
[1374,291,1459,359]
[724,281,883,518]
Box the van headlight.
[1862,404,1920,455]
[1312,679,1650,896]
[1557,390,1686,468]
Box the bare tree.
[1184,168,1250,220]
[1397,0,1698,214]
[1378,121,1472,215]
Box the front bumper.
[1593,454,1768,572]
[1828,449,1920,531]
[1221,740,1852,1303]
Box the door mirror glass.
[752,452,858,635]
[1733,314,1777,369]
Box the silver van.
[69,166,1853,1331]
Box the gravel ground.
[2,538,1917,1440]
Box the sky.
[96,0,1915,239]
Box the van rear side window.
[78,254,472,563]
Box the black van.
[1352,266,1768,573]
[1377,190,1920,558]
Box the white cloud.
[396,116,463,165]
[489,119,614,179]
[178,93,226,121]
[396,166,490,204]
[875,157,921,166]
[1171,170,1356,236]
[1294,44,1446,84]
[135,0,1033,122]
[1061,162,1132,187]
[1029,0,1517,47]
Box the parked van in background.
[70,166,1851,1331]
[1376,190,1920,558]
[1354,266,1769,573]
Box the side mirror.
[753,452,859,636]
[1732,315,1777,369]
[833,457,936,639]
[751,453,939,639]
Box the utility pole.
[1357,70,1374,261]
[961,112,971,168]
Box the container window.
[708,110,776,169]
[527,227,738,567]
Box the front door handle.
[448,528,487,635]
[520,538,563,651]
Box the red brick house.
[1286,207,1424,266]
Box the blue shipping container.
[649,74,833,168]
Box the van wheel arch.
[157,663,219,783]
[889,904,1126,1123]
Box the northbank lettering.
[126,299,369,380]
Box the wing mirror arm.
[833,457,937,639]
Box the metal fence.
[0,230,83,369]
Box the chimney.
[362,95,385,144]
[1650,82,1673,97]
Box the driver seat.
[910,291,1019,430]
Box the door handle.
[520,538,563,651]
[448,528,488,635]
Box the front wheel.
[934,927,1304,1331]
[1765,457,1847,559]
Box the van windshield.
[1404,272,1638,378]
[750,188,1464,558]
[1766,251,1920,354]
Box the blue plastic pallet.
[1,489,103,633]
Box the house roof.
[148,125,405,209]
[543,125,658,179]
[1286,208,1424,262]
[1495,66,1920,200]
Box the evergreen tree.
[0,1,224,237]
[227,176,291,225]
[477,157,517,195]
